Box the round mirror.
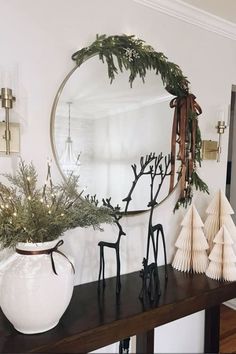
[51,35,205,212]
[51,57,180,211]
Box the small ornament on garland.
[204,189,236,252]
[172,204,209,273]
[124,47,140,62]
[206,226,236,281]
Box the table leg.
[136,328,154,354]
[204,305,220,353]
[119,338,130,353]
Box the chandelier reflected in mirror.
[60,102,80,176]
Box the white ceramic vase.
[0,239,75,334]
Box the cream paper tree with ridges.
[204,189,236,253]
[172,204,209,273]
[206,225,236,281]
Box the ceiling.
[182,0,236,24]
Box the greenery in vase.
[0,161,112,248]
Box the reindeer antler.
[123,152,157,213]
[102,198,125,235]
[148,154,171,208]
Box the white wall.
[0,0,236,353]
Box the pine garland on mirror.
[71,34,208,210]
[72,34,189,96]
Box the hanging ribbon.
[16,240,75,276]
[169,94,202,199]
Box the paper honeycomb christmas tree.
[172,204,209,273]
[204,189,236,252]
[206,225,236,281]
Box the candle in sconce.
[217,105,229,127]
[216,107,227,134]
[0,65,18,95]
[216,109,228,162]
[226,105,230,126]
[1,70,13,89]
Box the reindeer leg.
[160,226,168,279]
[146,231,152,263]
[139,271,144,300]
[116,246,121,294]
[151,231,156,263]
[152,267,160,300]
[155,230,159,265]
[156,269,161,297]
[101,247,106,288]
[98,246,103,291]
[149,270,154,301]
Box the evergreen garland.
[72,34,208,209]
[0,161,112,248]
[174,171,209,211]
[188,111,202,166]
[72,34,189,96]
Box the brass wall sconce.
[0,87,20,155]
[202,120,227,162]
[202,140,218,160]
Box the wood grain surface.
[220,304,236,353]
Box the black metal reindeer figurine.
[123,152,171,301]
[139,258,161,301]
[98,198,126,294]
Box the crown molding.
[133,0,236,41]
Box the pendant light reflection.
[60,102,80,176]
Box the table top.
[0,265,235,353]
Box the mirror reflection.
[52,57,178,211]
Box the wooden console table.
[0,265,235,353]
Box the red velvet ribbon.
[169,94,202,198]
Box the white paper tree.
[204,189,236,252]
[172,204,209,273]
[206,225,236,281]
